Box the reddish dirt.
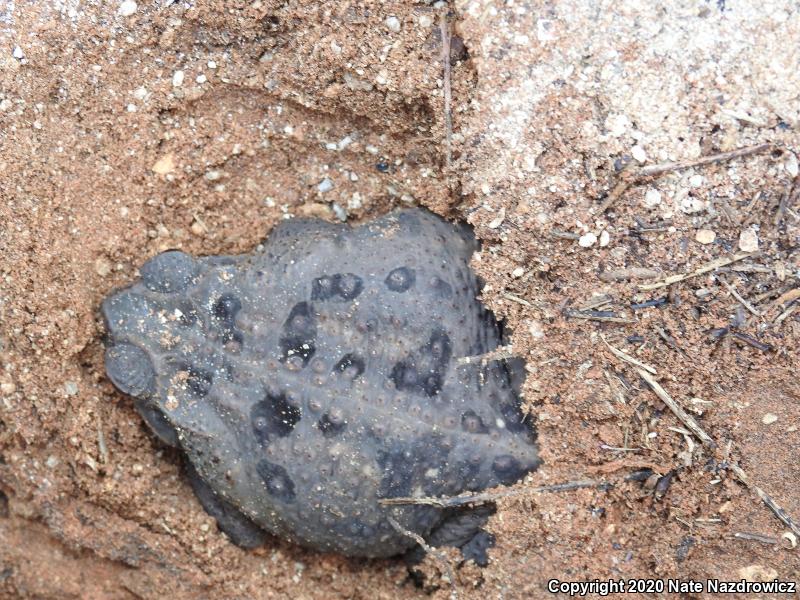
[1,1,798,598]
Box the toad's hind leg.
[185,462,269,549]
[404,505,496,568]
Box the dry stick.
[728,464,800,538]
[774,171,799,228]
[601,336,657,375]
[597,162,636,213]
[379,479,601,509]
[579,294,614,311]
[775,287,800,307]
[456,345,516,366]
[775,304,797,325]
[637,143,773,177]
[638,252,753,291]
[635,368,717,448]
[720,277,761,317]
[439,12,453,170]
[388,517,459,600]
[598,267,660,283]
[733,532,779,545]
[599,143,774,213]
[503,292,532,307]
[566,311,635,324]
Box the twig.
[579,294,614,311]
[729,463,800,538]
[631,297,668,310]
[598,267,660,282]
[732,532,779,545]
[638,253,753,291]
[388,517,458,600]
[694,517,722,524]
[601,336,657,375]
[637,143,773,178]
[566,310,635,324]
[97,422,109,464]
[600,445,640,452]
[656,327,685,354]
[439,12,453,170]
[719,277,760,317]
[730,331,773,353]
[456,345,516,366]
[774,172,799,228]
[550,229,580,240]
[636,369,716,448]
[379,479,602,509]
[598,143,773,213]
[775,287,800,307]
[597,162,637,213]
[775,304,797,325]
[502,292,532,307]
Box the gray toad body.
[102,209,539,560]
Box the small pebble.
[190,221,206,236]
[643,188,661,208]
[599,230,610,247]
[695,229,716,245]
[762,413,778,425]
[578,232,597,248]
[528,320,545,340]
[12,46,24,59]
[317,178,333,193]
[604,114,630,137]
[511,267,525,278]
[95,257,112,277]
[680,196,705,214]
[385,16,401,32]
[0,381,16,395]
[151,154,176,174]
[689,174,704,187]
[64,381,79,396]
[172,70,185,87]
[118,0,137,17]
[785,152,798,177]
[631,145,647,163]
[332,203,348,222]
[487,207,506,229]
[347,193,362,210]
[196,74,207,84]
[738,227,759,252]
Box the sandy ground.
[1,1,799,598]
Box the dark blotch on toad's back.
[100,208,540,561]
